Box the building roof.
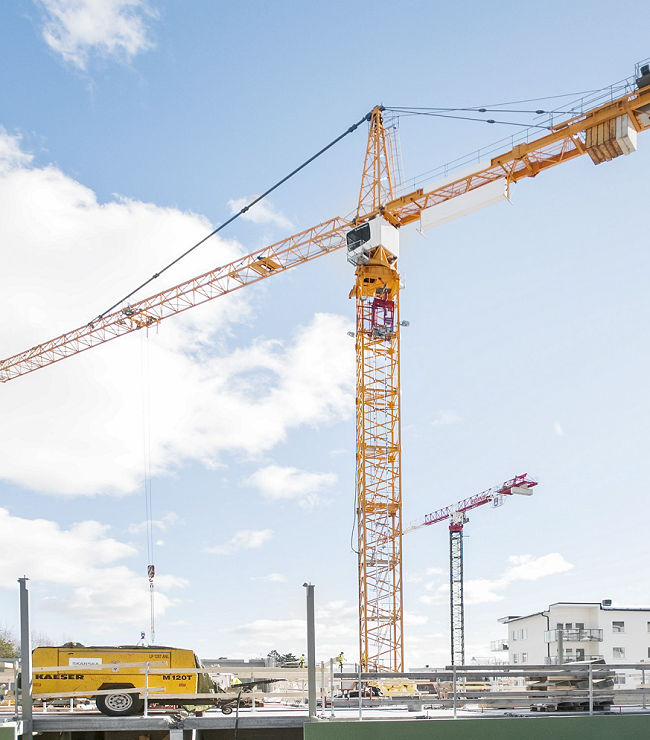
[499,601,650,624]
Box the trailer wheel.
[96,689,144,716]
[221,705,233,715]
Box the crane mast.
[350,107,404,671]
[449,517,465,667]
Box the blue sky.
[1,0,650,667]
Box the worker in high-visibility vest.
[231,677,242,687]
[299,654,305,668]
[336,652,345,671]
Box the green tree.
[31,631,56,648]
[0,626,18,658]
[267,650,299,666]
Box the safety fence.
[3,660,650,718]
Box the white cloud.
[315,600,356,620]
[244,464,337,507]
[404,612,429,626]
[35,0,157,69]
[0,130,355,497]
[127,511,179,534]
[431,410,460,427]
[503,553,573,581]
[406,566,444,585]
[231,600,359,660]
[0,129,33,172]
[554,421,564,436]
[205,529,273,555]
[420,552,573,606]
[0,508,186,630]
[228,196,293,230]
[252,573,287,583]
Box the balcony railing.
[544,655,604,665]
[490,639,509,652]
[544,629,603,643]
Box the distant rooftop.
[499,600,650,623]
[203,657,267,668]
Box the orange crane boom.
[3,70,649,384]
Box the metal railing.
[6,659,650,721]
[338,662,650,717]
[545,629,603,643]
[545,655,604,665]
[490,640,509,652]
[395,61,646,199]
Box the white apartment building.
[492,601,650,672]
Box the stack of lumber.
[526,661,615,712]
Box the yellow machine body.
[32,645,209,699]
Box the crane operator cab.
[346,216,399,267]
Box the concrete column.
[169,729,193,740]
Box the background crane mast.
[1,62,649,669]
[404,474,538,666]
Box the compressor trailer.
[31,645,282,716]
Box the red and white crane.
[404,473,538,666]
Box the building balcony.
[490,639,509,652]
[544,629,603,643]
[544,655,604,665]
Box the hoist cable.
[90,110,373,325]
[141,333,156,642]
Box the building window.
[615,675,627,685]
[521,652,528,663]
[576,622,585,630]
[512,631,518,641]
[556,623,563,630]
[512,654,519,663]
[647,647,650,659]
[647,622,650,633]
[521,628,528,640]
[613,647,626,659]
[565,623,573,629]
[612,621,625,633]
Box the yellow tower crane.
[2,61,650,673]
[350,108,405,671]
